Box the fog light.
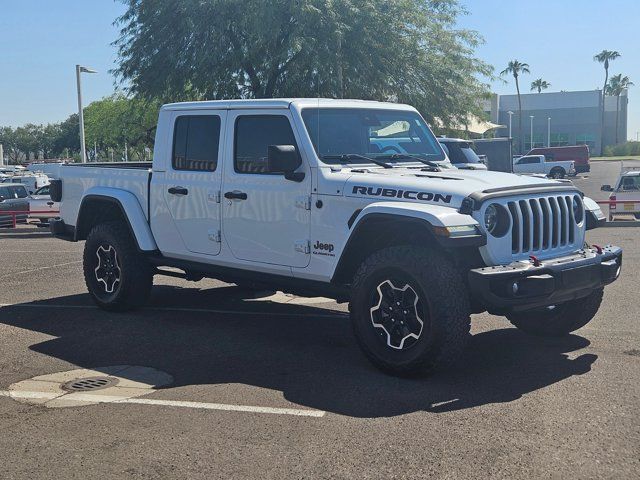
[512,282,519,295]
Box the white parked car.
[1,172,50,195]
[49,98,621,376]
[601,166,640,219]
[27,162,65,180]
[513,155,575,179]
[438,138,488,171]
[29,185,59,225]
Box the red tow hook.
[593,244,603,254]
[529,255,542,267]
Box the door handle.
[224,191,248,200]
[168,186,189,195]
[47,201,54,206]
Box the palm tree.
[501,60,530,153]
[594,50,621,153]
[606,74,634,144]
[530,79,551,93]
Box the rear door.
[162,110,226,255]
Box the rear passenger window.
[172,115,221,171]
[234,116,298,174]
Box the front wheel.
[83,221,153,311]
[507,288,603,336]
[349,246,471,376]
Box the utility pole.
[547,117,551,147]
[76,65,97,163]
[507,111,514,138]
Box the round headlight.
[484,204,498,234]
[572,196,584,224]
[484,203,510,237]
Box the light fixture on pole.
[507,111,514,138]
[76,65,97,163]
[529,115,535,150]
[547,117,551,147]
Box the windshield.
[441,141,482,164]
[302,108,446,165]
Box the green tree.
[500,59,530,153]
[113,0,491,128]
[83,94,161,161]
[530,78,550,93]
[606,74,634,144]
[594,49,620,153]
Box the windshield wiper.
[374,153,442,170]
[321,153,393,169]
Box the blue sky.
[1,0,638,140]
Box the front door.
[222,110,311,268]
[163,110,226,255]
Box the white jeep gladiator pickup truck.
[50,99,622,376]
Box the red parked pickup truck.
[525,145,590,174]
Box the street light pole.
[507,111,514,138]
[530,115,535,150]
[76,65,97,163]
[547,117,551,147]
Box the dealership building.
[483,89,629,155]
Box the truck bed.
[59,163,152,226]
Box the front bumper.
[468,246,622,313]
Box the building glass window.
[550,133,569,147]
[576,134,596,149]
[524,134,545,151]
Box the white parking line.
[0,390,325,417]
[0,261,82,278]
[0,302,348,318]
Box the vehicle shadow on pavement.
[0,285,597,418]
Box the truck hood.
[341,167,572,208]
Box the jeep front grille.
[507,194,581,255]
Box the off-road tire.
[349,246,471,376]
[83,221,153,312]
[507,288,603,336]
[549,167,566,179]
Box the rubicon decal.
[351,186,452,204]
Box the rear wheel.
[349,246,471,376]
[549,167,566,179]
[507,288,603,336]
[83,221,153,311]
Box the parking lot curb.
[604,221,640,227]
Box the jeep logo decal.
[351,186,452,204]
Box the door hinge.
[295,196,311,210]
[208,229,221,243]
[294,240,311,254]
[208,191,221,203]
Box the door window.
[172,115,221,172]
[517,156,539,165]
[234,115,299,174]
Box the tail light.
[610,195,616,210]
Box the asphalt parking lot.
[1,223,638,479]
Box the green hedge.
[604,141,640,156]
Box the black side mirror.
[601,184,613,192]
[0,196,4,202]
[268,145,304,182]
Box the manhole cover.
[62,376,119,392]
